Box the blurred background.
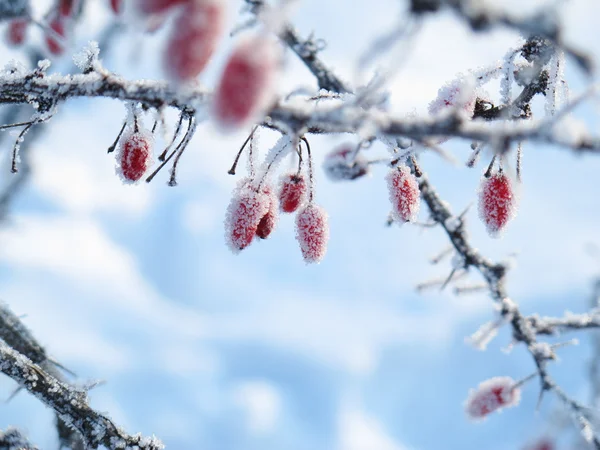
[0,0,599,449]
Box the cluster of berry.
[225,136,329,264]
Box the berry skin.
[45,17,66,56]
[225,181,270,252]
[386,165,420,223]
[464,376,521,421]
[110,0,123,14]
[136,0,187,15]
[116,131,153,183]
[256,185,278,239]
[295,204,329,264]
[163,0,225,83]
[6,19,27,46]
[59,0,78,17]
[478,172,516,237]
[323,145,370,181]
[279,173,306,213]
[213,35,280,130]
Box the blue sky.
[0,1,599,449]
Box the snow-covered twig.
[0,427,38,450]
[0,338,163,450]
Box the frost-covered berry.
[387,165,420,223]
[279,173,306,213]
[256,185,278,239]
[213,34,280,130]
[116,131,153,183]
[225,181,270,252]
[478,172,516,237]
[428,76,477,117]
[295,204,329,264]
[6,19,27,46]
[45,17,66,56]
[464,376,521,420]
[59,0,78,17]
[136,0,187,15]
[163,0,225,83]
[323,145,370,181]
[110,0,123,14]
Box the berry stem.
[107,121,126,153]
[159,112,185,161]
[301,136,314,203]
[484,154,497,178]
[228,125,258,175]
[410,155,423,177]
[168,116,196,186]
[11,123,32,174]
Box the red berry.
[117,131,153,183]
[256,185,278,239]
[295,204,329,264]
[163,0,225,83]
[136,0,187,15]
[225,181,270,252]
[110,0,124,14]
[213,34,280,130]
[527,439,554,450]
[6,18,27,46]
[279,173,306,213]
[323,144,370,181]
[478,172,516,237]
[386,165,420,223]
[59,0,78,17]
[45,17,66,56]
[464,376,520,420]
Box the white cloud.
[232,380,282,435]
[338,407,410,450]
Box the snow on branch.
[0,302,161,450]
[410,0,593,73]
[0,427,38,450]
[0,338,163,450]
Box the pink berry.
[6,18,27,46]
[213,35,280,130]
[225,181,270,252]
[136,0,187,15]
[45,17,66,56]
[117,131,153,183]
[478,172,516,237]
[464,376,521,420]
[323,144,370,181]
[110,0,124,14]
[256,185,278,239]
[163,0,225,83]
[279,173,306,213]
[295,204,329,264]
[386,165,420,223]
[59,0,78,17]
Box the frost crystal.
[322,144,369,181]
[478,172,516,237]
[386,165,420,223]
[465,376,521,420]
[295,204,329,264]
[428,74,477,117]
[73,41,100,72]
[225,180,270,253]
